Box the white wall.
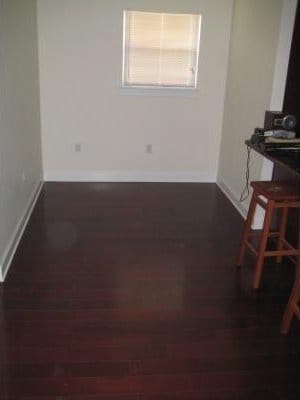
[217,0,293,220]
[38,0,233,182]
[0,0,43,280]
[269,0,298,111]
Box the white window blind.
[122,11,201,88]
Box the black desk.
[246,140,300,245]
[246,140,300,178]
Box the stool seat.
[236,181,300,289]
[251,181,300,201]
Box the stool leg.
[236,191,258,267]
[253,200,274,289]
[280,277,300,334]
[276,206,288,263]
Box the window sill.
[120,86,199,97]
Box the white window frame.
[121,10,202,91]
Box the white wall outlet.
[22,171,26,184]
[145,144,152,154]
[75,143,81,152]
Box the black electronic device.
[264,111,297,131]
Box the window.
[122,11,202,89]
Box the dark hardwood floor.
[0,182,299,399]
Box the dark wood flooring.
[0,183,299,399]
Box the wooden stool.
[236,181,300,289]
[281,276,300,334]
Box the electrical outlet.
[22,171,26,184]
[145,144,152,154]
[75,143,81,152]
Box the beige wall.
[0,0,43,280]
[217,0,289,219]
[38,0,233,182]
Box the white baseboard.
[44,170,217,183]
[217,177,264,230]
[0,181,43,282]
[217,177,248,220]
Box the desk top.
[246,140,300,178]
